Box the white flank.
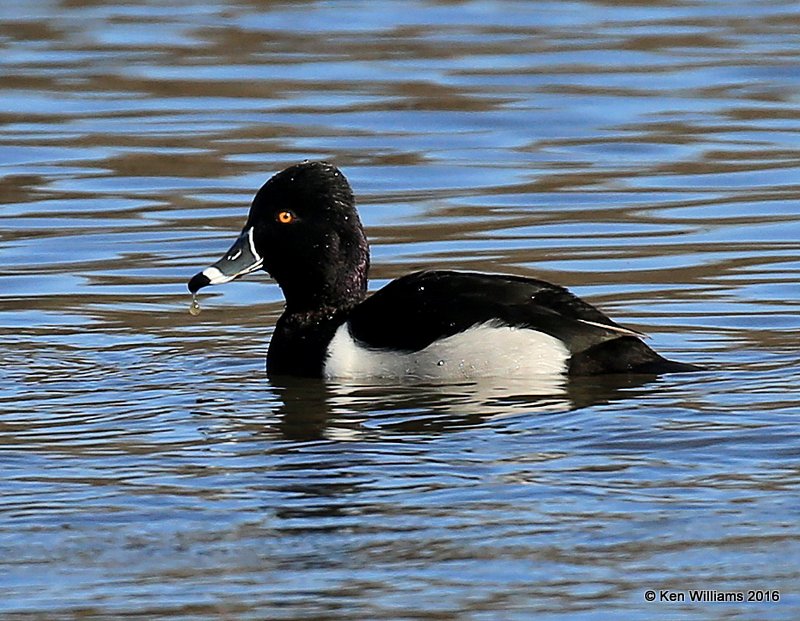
[323,321,570,380]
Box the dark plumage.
[189,161,702,379]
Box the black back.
[347,270,633,355]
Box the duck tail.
[568,336,704,376]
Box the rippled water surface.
[2,1,800,619]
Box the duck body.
[188,161,701,379]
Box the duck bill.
[188,227,263,294]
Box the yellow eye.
[277,210,295,224]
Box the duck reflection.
[270,373,661,441]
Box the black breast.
[267,309,348,377]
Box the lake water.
[2,0,799,619]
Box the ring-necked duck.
[189,161,701,379]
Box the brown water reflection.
[2,0,800,619]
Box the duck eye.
[276,210,295,224]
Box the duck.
[188,161,702,379]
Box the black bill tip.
[188,272,210,294]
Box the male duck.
[189,161,701,379]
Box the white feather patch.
[201,266,228,284]
[323,320,569,380]
[577,318,647,339]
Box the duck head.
[188,161,369,312]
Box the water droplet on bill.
[189,294,201,316]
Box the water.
[2,0,799,618]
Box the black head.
[188,161,369,312]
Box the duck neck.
[281,270,368,316]
[281,242,370,315]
